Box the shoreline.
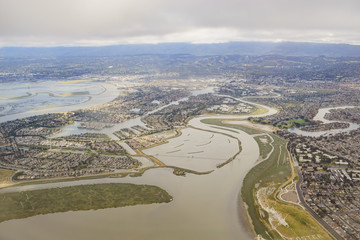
[237,192,257,239]
[0,82,119,124]
[188,97,280,239]
[1,94,280,240]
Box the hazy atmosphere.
[1,0,359,46]
[1,1,360,240]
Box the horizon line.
[1,40,360,48]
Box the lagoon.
[0,81,120,123]
[0,98,277,240]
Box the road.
[295,166,344,240]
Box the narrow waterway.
[0,97,277,240]
[50,87,215,140]
[288,106,359,137]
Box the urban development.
[0,43,360,240]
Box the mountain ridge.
[1,42,360,58]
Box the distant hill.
[1,42,360,58]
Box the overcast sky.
[0,0,359,47]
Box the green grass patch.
[0,183,172,223]
[273,203,332,239]
[276,119,309,129]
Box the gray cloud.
[0,0,359,46]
